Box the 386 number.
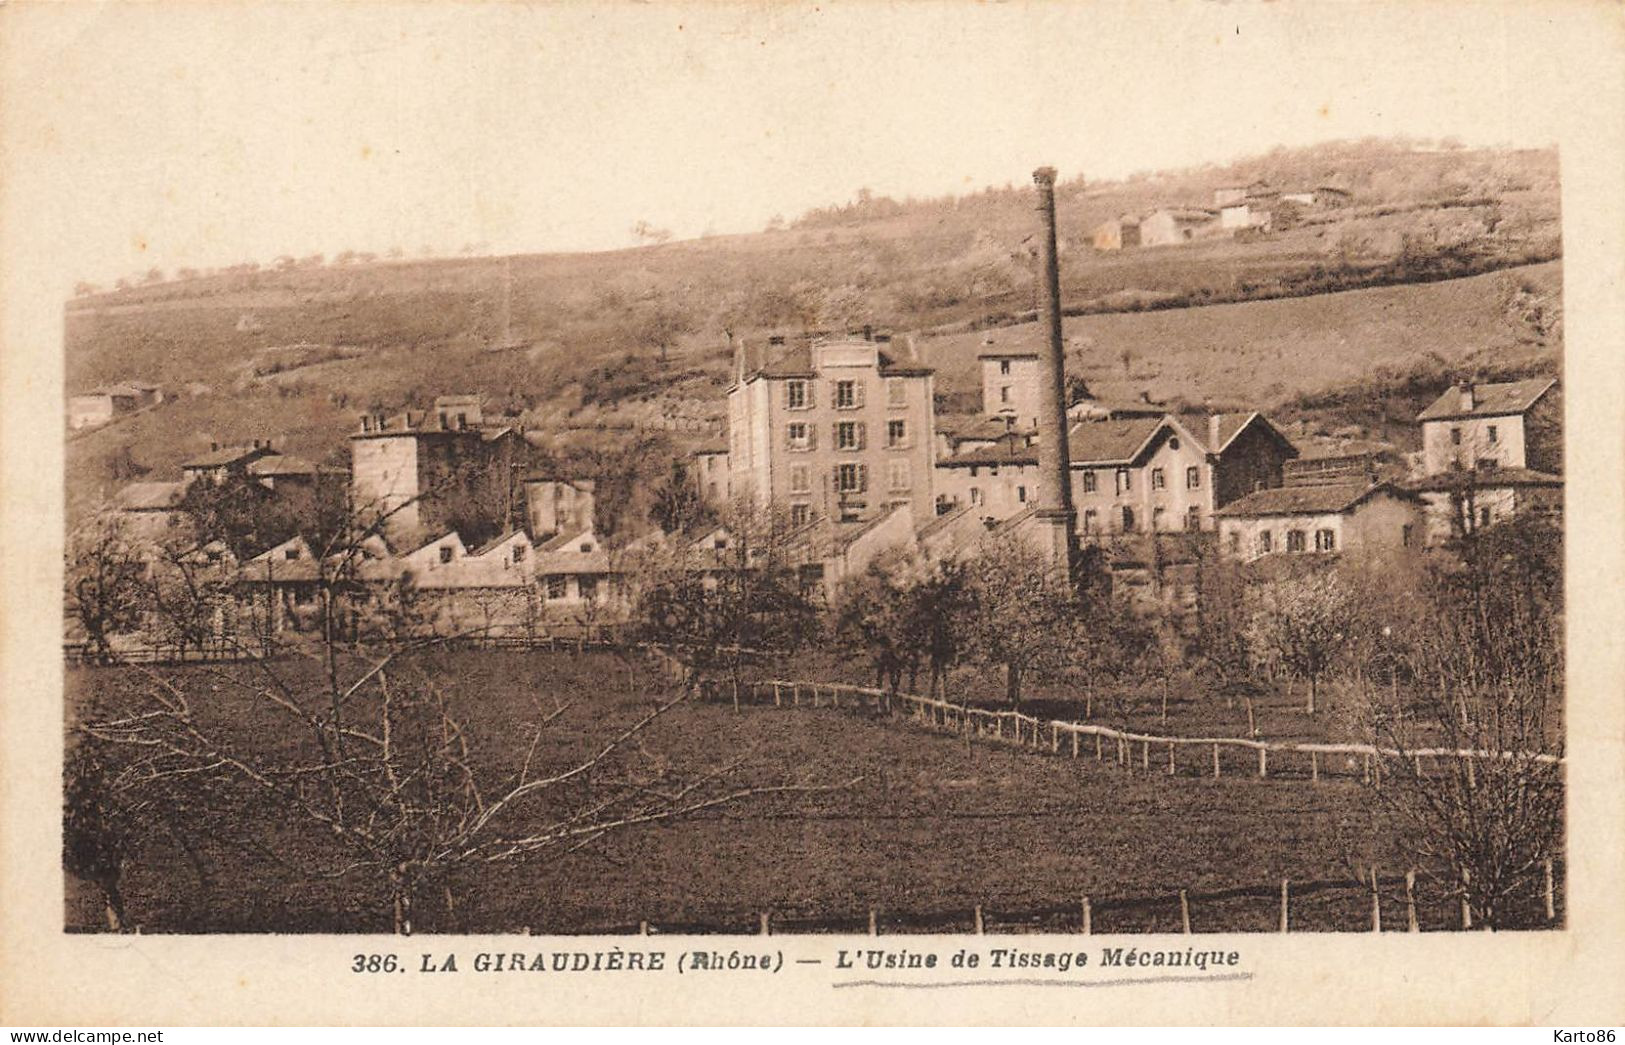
[352,954,400,973]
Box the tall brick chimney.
[1032,166,1078,571]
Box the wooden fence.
[538,861,1563,935]
[701,678,1563,786]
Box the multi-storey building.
[1410,378,1563,543]
[349,394,526,544]
[725,332,936,526]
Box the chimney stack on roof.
[1209,414,1221,451]
[1459,380,1475,412]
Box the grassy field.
[64,649,1558,935]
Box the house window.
[284,547,299,560]
[578,575,598,602]
[888,461,911,492]
[787,422,810,450]
[1287,529,1306,552]
[1017,485,1028,503]
[1402,524,1415,548]
[1186,466,1200,489]
[1315,528,1337,552]
[439,546,454,564]
[790,503,810,527]
[1121,506,1136,532]
[788,464,811,493]
[714,537,728,550]
[579,542,593,553]
[835,380,858,409]
[887,419,907,447]
[886,377,907,407]
[1186,506,1201,531]
[836,421,859,450]
[1116,468,1132,495]
[1151,468,1165,490]
[999,359,1011,375]
[1083,508,1098,532]
[787,380,808,410]
[1152,506,1166,530]
[512,544,526,562]
[836,463,865,493]
[1228,531,1241,554]
[1000,385,1012,403]
[969,487,983,506]
[546,575,566,600]
[1258,530,1273,554]
[1479,506,1492,528]
[1082,471,1098,494]
[1451,426,1462,446]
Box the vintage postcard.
[2,0,1623,1027]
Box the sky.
[0,2,1590,296]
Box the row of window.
[1076,466,1202,495]
[1078,505,1202,533]
[787,419,911,451]
[785,377,911,411]
[791,461,913,495]
[1230,528,1338,556]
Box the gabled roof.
[1416,378,1556,422]
[401,530,465,558]
[112,481,188,511]
[1406,467,1563,493]
[1190,411,1298,457]
[1215,481,1416,518]
[1066,416,1169,465]
[468,529,530,557]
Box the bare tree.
[1244,569,1353,714]
[66,514,150,660]
[1356,511,1564,929]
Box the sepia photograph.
[4,0,1624,1028]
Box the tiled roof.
[183,445,271,469]
[469,529,527,557]
[246,454,317,477]
[1215,481,1413,518]
[112,481,188,511]
[1416,379,1556,422]
[1406,467,1563,493]
[937,436,1039,468]
[1066,417,1166,465]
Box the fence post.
[1080,897,1092,935]
[1362,753,1372,785]
[974,905,985,935]
[1072,731,1080,759]
[1466,756,1476,789]
[1460,869,1472,930]
[1370,867,1382,933]
[1141,740,1149,771]
[1179,890,1192,934]
[1373,756,1382,791]
[1258,747,1268,778]
[1405,870,1419,932]
[1279,879,1289,933]
[1310,751,1319,783]
[774,682,782,707]
[1212,743,1221,779]
[868,908,878,937]
[1095,733,1103,761]
[1245,698,1257,738]
[1544,858,1556,923]
[1051,723,1059,754]
[759,911,772,936]
[1167,742,1175,776]
[639,920,649,936]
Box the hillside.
[63,140,1562,524]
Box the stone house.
[1215,482,1423,562]
[724,331,936,527]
